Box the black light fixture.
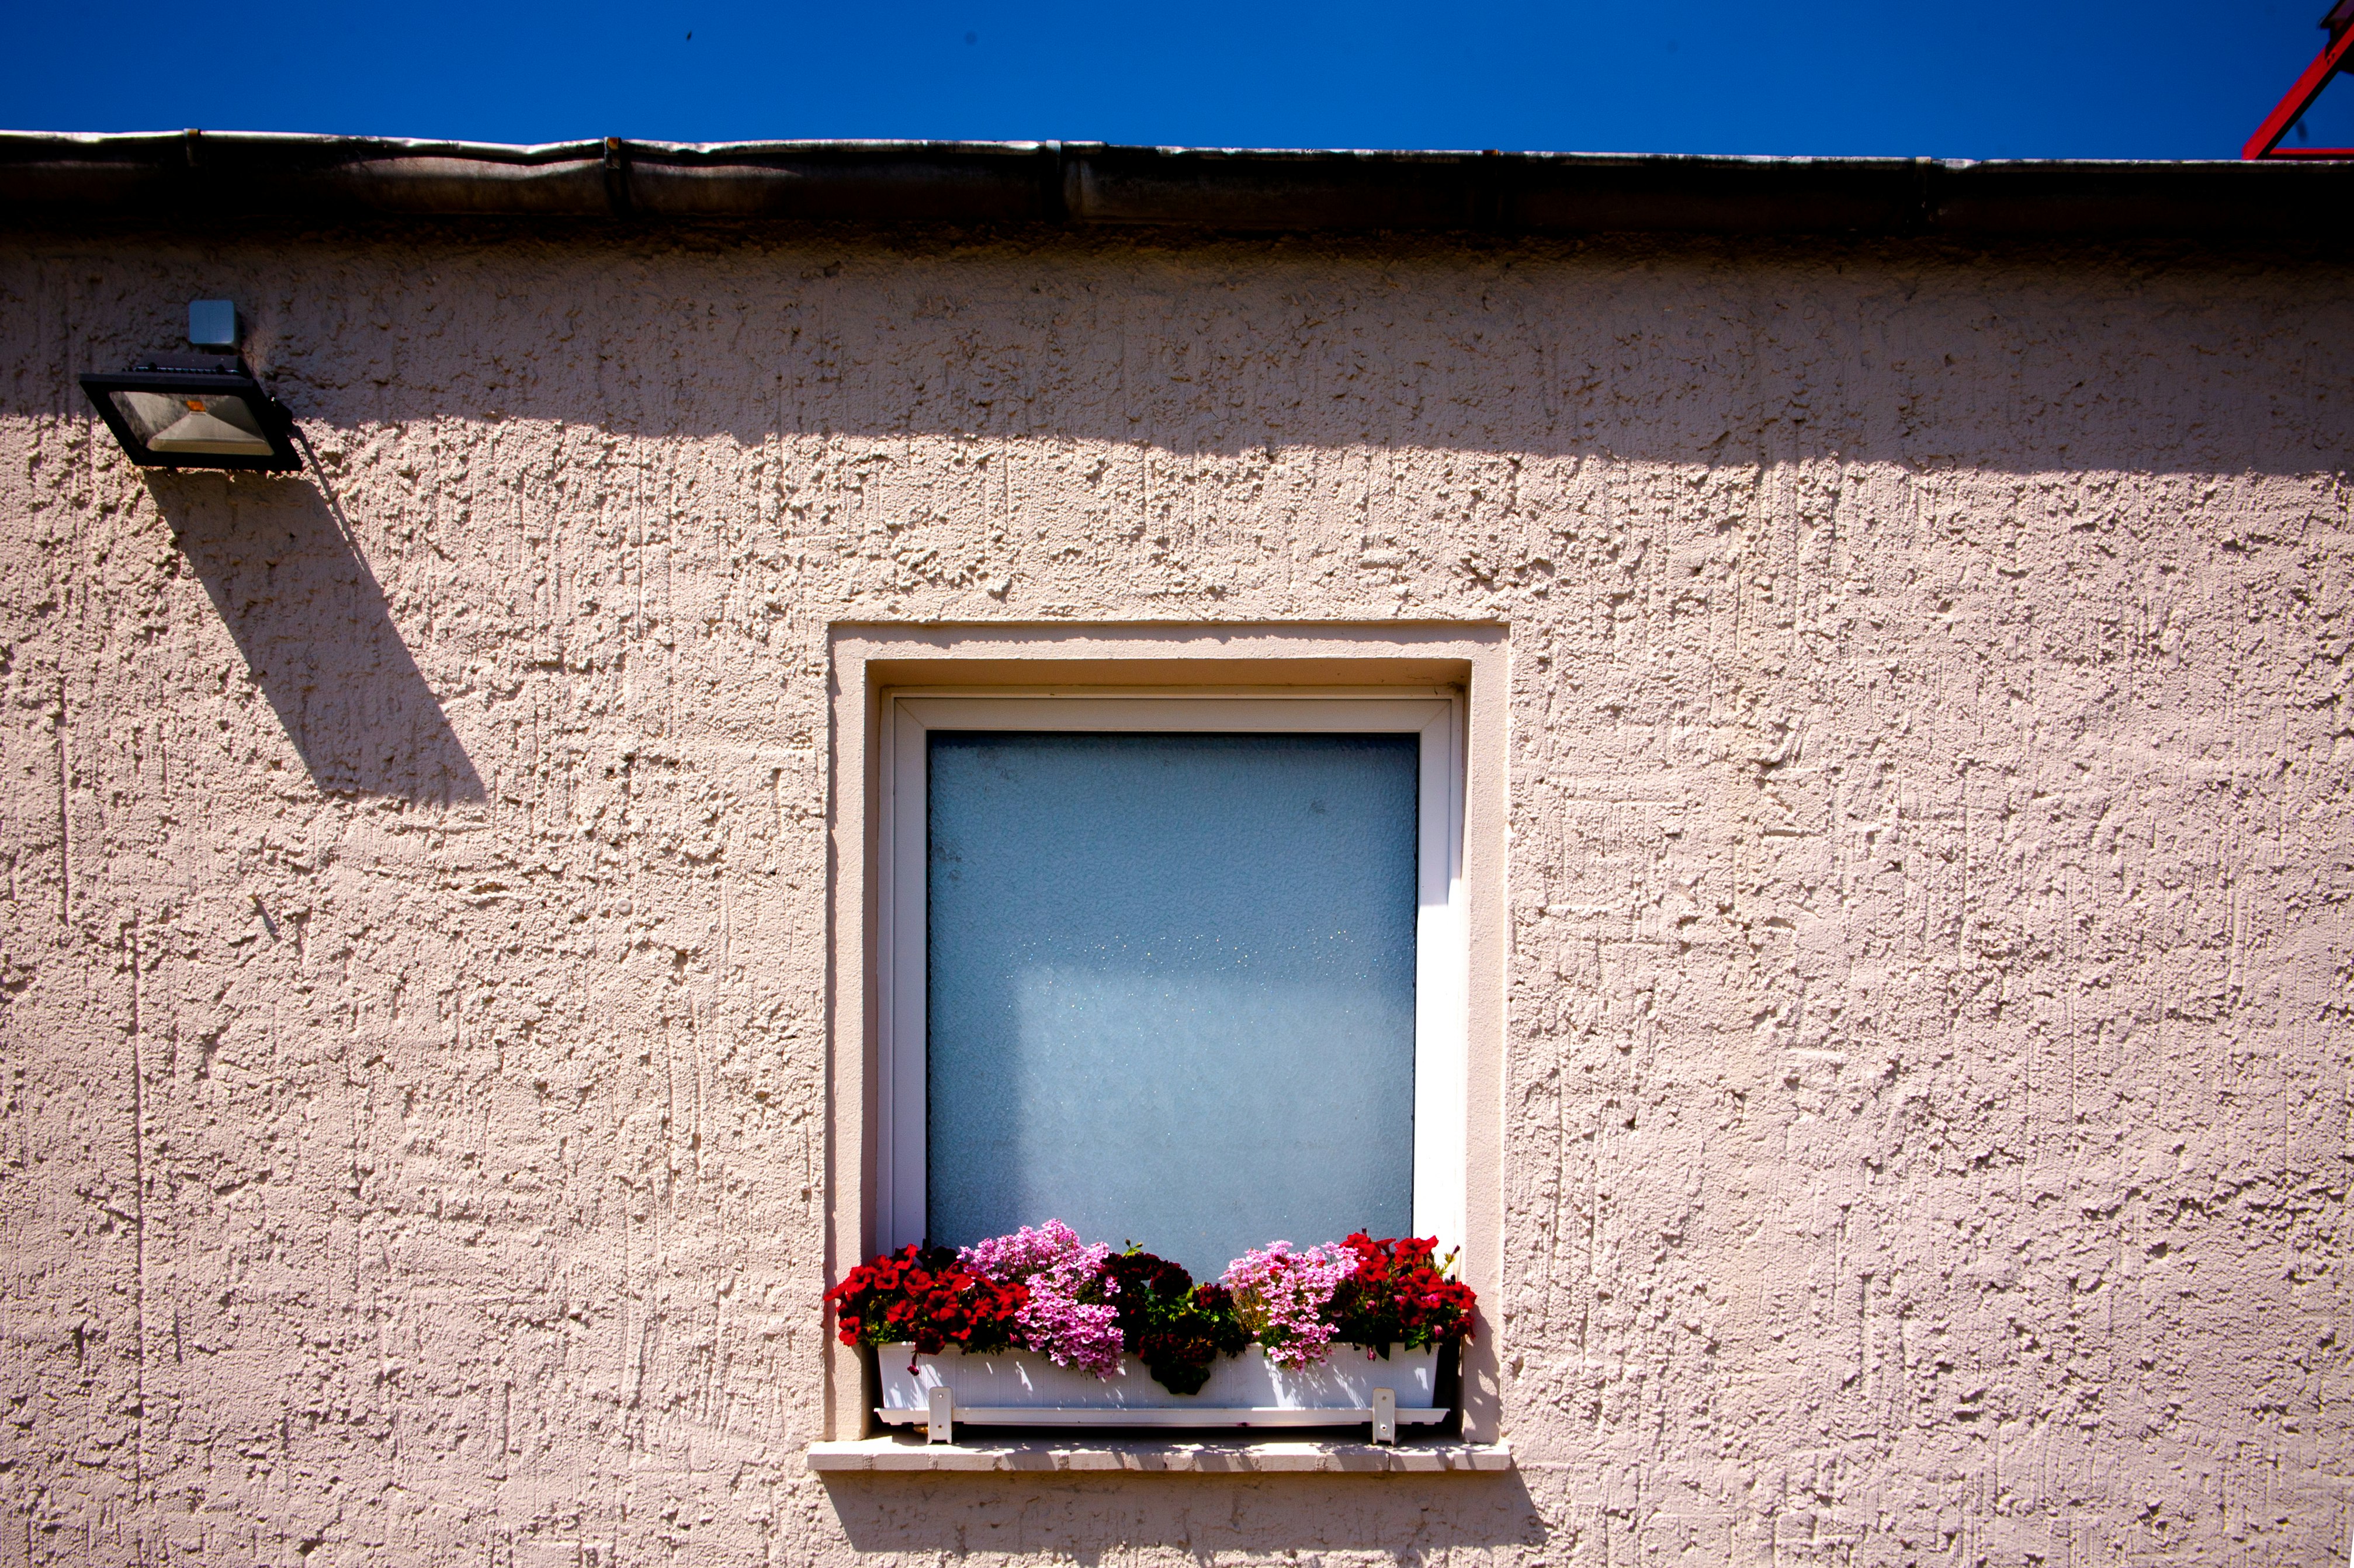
[80,300,302,473]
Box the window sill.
[806,1435,1511,1474]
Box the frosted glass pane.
[927,731,1417,1282]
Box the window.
[878,693,1467,1276]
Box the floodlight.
[79,300,301,473]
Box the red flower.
[1326,1233,1476,1354]
[824,1244,1029,1355]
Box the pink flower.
[961,1221,1125,1378]
[1219,1241,1358,1369]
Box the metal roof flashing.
[0,131,2348,240]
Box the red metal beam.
[2244,19,2354,159]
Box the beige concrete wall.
[1,224,2349,1566]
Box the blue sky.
[4,0,2350,159]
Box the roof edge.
[1,131,2348,238]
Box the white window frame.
[876,688,1469,1265]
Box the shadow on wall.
[822,1470,1549,1554]
[147,465,485,804]
[172,235,2354,477]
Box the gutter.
[1,131,2349,238]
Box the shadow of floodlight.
[148,426,486,804]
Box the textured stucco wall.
[1,224,2349,1566]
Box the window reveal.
[879,692,1468,1274]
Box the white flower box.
[875,1342,1445,1435]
